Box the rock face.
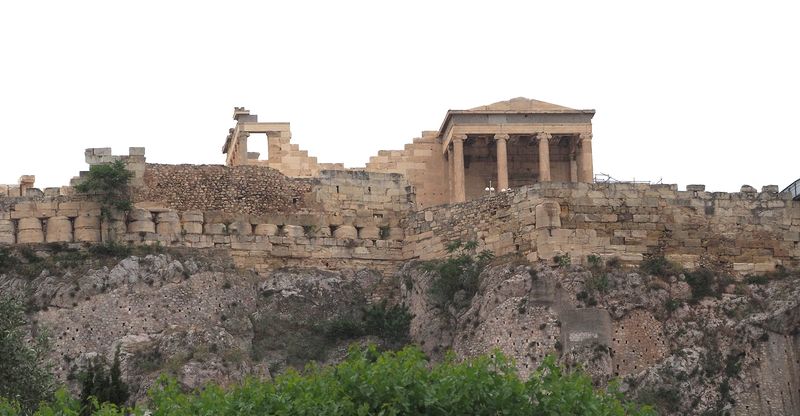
[400,257,800,416]
[0,249,386,404]
[2,247,799,415]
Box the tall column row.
[448,131,593,203]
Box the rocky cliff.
[2,245,798,415]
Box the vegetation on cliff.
[74,160,133,219]
[0,345,655,415]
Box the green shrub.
[587,254,603,270]
[685,268,716,302]
[0,296,54,413]
[423,241,493,313]
[585,273,610,294]
[0,247,17,273]
[78,347,129,415]
[363,301,412,348]
[745,274,769,285]
[554,253,571,268]
[640,255,682,277]
[88,242,131,258]
[74,160,133,219]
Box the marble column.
[452,135,466,203]
[578,133,593,183]
[569,137,578,182]
[494,134,509,191]
[537,132,552,182]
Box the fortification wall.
[404,183,800,273]
[134,164,313,215]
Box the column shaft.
[495,134,509,191]
[453,136,466,203]
[538,133,551,182]
[578,133,593,183]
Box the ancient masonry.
[2,97,799,276]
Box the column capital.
[578,132,593,142]
[452,134,467,143]
[537,132,552,142]
[493,133,510,141]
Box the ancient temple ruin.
[222,97,595,208]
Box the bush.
[640,255,682,277]
[78,347,129,415]
[554,253,571,268]
[745,274,769,285]
[322,302,413,349]
[0,296,54,413]
[74,160,133,219]
[423,241,493,313]
[2,345,655,415]
[685,268,716,302]
[88,242,132,258]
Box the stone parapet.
[404,182,800,273]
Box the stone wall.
[404,183,800,273]
[134,164,313,215]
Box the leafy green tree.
[78,348,129,415]
[74,160,133,220]
[0,296,54,413]
[1,345,655,415]
[423,240,494,313]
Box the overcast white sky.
[1,1,798,192]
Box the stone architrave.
[495,134,510,191]
[46,216,73,243]
[538,133,552,182]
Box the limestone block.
[181,222,203,234]
[333,225,358,239]
[740,185,757,193]
[128,220,156,234]
[762,185,779,193]
[535,201,562,229]
[0,185,7,196]
[686,184,705,191]
[387,227,405,241]
[359,226,381,240]
[283,225,305,238]
[314,226,332,238]
[204,223,227,235]
[129,209,153,222]
[254,224,278,236]
[75,226,101,243]
[45,216,73,243]
[129,147,145,156]
[17,217,44,243]
[74,214,101,230]
[7,186,20,197]
[181,211,204,223]
[0,220,14,244]
[228,221,252,236]
[157,221,182,237]
[156,211,180,223]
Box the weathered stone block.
[254,224,278,236]
[358,226,381,240]
[283,225,305,238]
[180,211,204,223]
[204,223,227,235]
[228,221,252,236]
[128,220,156,234]
[686,184,705,191]
[45,216,73,242]
[181,222,203,234]
[0,220,14,244]
[535,201,561,229]
[128,209,153,222]
[333,225,357,239]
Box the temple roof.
[437,97,594,138]
[467,97,575,112]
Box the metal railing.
[593,173,662,185]
[783,178,800,200]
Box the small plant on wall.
[75,160,133,220]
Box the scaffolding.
[593,173,662,185]
[783,178,800,201]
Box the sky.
[1,1,798,192]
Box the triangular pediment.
[467,97,574,112]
